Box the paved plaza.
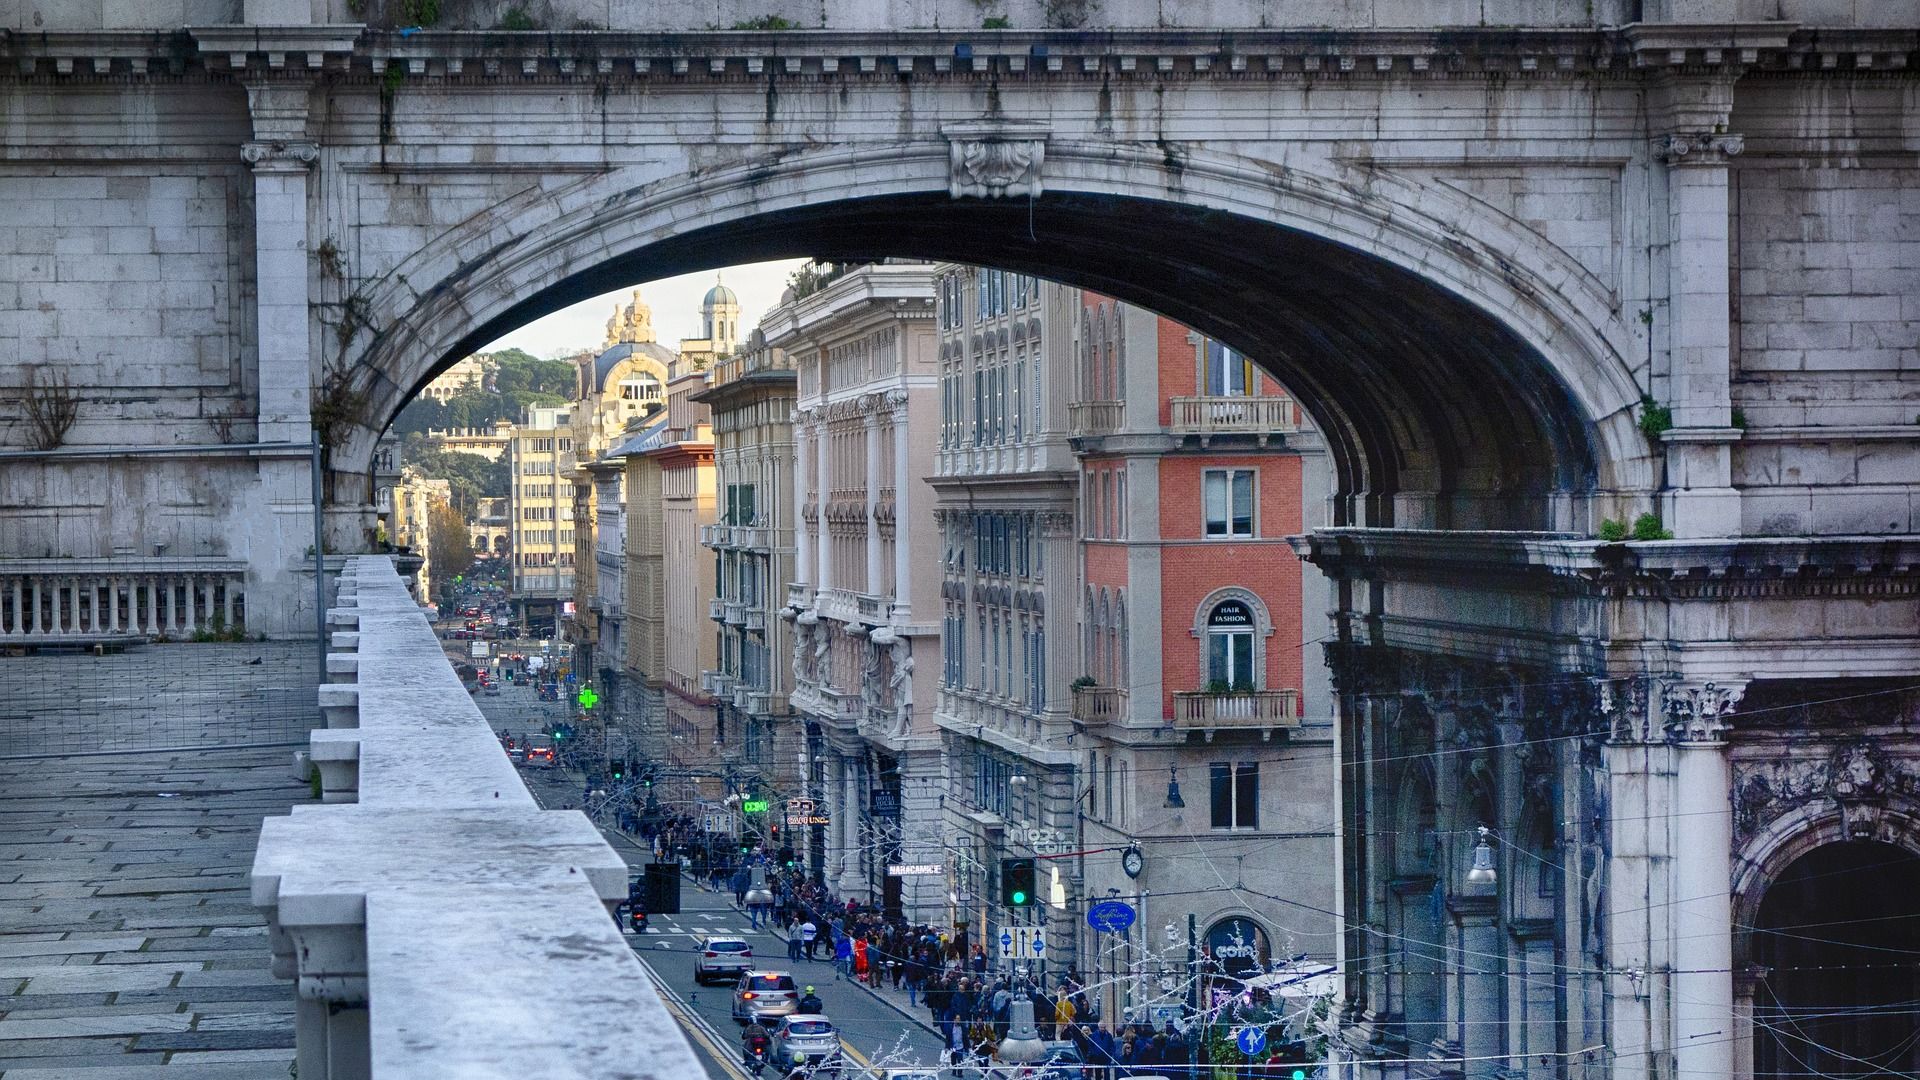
[0,744,309,1078]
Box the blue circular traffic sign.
[1236,1026,1267,1057]
[1086,899,1137,934]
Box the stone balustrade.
[1168,395,1299,445]
[1069,400,1124,436]
[1071,684,1128,726]
[252,554,702,1080]
[0,558,248,642]
[1171,688,1301,733]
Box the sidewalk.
[0,744,310,1079]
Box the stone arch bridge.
[1,2,1916,1077]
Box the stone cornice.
[8,25,1912,83]
[1296,529,1920,601]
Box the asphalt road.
[468,674,952,1079]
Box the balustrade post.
[163,578,177,635]
[225,578,238,630]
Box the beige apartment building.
[621,366,718,808]
[692,330,802,825]
[508,403,574,634]
[417,354,490,402]
[777,262,946,921]
[388,466,450,602]
[424,421,513,461]
[471,496,509,559]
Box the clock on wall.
[1121,844,1143,879]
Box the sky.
[480,259,810,359]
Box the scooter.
[628,908,649,934]
[743,1044,768,1077]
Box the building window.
[1203,469,1255,538]
[1205,599,1258,690]
[1210,762,1259,829]
[1204,341,1253,397]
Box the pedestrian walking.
[800,918,818,960]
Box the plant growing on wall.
[1637,394,1673,441]
[732,15,801,29]
[10,365,81,450]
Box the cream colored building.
[692,330,801,828]
[674,277,743,373]
[424,421,513,461]
[508,403,574,633]
[777,262,945,920]
[471,496,509,559]
[620,365,718,808]
[418,354,491,402]
[389,466,451,602]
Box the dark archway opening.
[362,191,1612,535]
[1752,840,1920,1078]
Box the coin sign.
[1087,899,1138,934]
[1236,1026,1267,1057]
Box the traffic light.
[1001,857,1036,907]
[640,766,655,789]
[610,759,627,781]
[779,846,796,868]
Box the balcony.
[723,600,748,625]
[700,523,731,548]
[1171,688,1301,736]
[1071,685,1128,726]
[855,592,889,623]
[0,558,248,643]
[701,670,736,696]
[1168,395,1299,446]
[1070,400,1123,437]
[708,597,726,622]
[743,607,767,631]
[747,690,790,717]
[786,582,812,610]
[268,556,705,1076]
[734,524,770,549]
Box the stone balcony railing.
[786,582,812,610]
[1071,684,1128,726]
[1171,687,1301,733]
[1070,400,1123,436]
[743,606,767,631]
[1168,395,1299,445]
[723,600,748,625]
[261,555,703,1079]
[708,596,727,622]
[699,523,732,548]
[0,558,248,642]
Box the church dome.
[703,281,739,307]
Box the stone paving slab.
[0,745,308,1079]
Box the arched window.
[1190,588,1272,694]
[1205,599,1257,690]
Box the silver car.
[769,1014,840,1070]
[694,936,754,984]
[730,970,799,1024]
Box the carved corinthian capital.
[1662,680,1746,744]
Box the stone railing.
[700,523,732,548]
[723,600,748,625]
[258,555,703,1080]
[787,582,812,610]
[708,596,727,622]
[1071,684,1127,726]
[1168,395,1299,444]
[0,558,248,642]
[743,606,767,631]
[1070,400,1123,437]
[1171,688,1301,730]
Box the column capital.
[1654,131,1745,167]
[242,139,319,172]
[1661,679,1747,744]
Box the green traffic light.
[1010,890,1027,905]
[1292,1071,1306,1080]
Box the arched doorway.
[1751,841,1920,1077]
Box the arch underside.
[360,191,1608,532]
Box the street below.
[470,672,952,1079]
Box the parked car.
[730,971,800,1024]
[694,937,754,984]
[768,1015,840,1071]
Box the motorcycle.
[628,908,649,934]
[743,1044,767,1077]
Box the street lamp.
[1466,826,1498,886]
[1164,766,1185,808]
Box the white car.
[694,936,754,984]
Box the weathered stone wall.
[0,86,254,450]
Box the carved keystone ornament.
[943,122,1048,200]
